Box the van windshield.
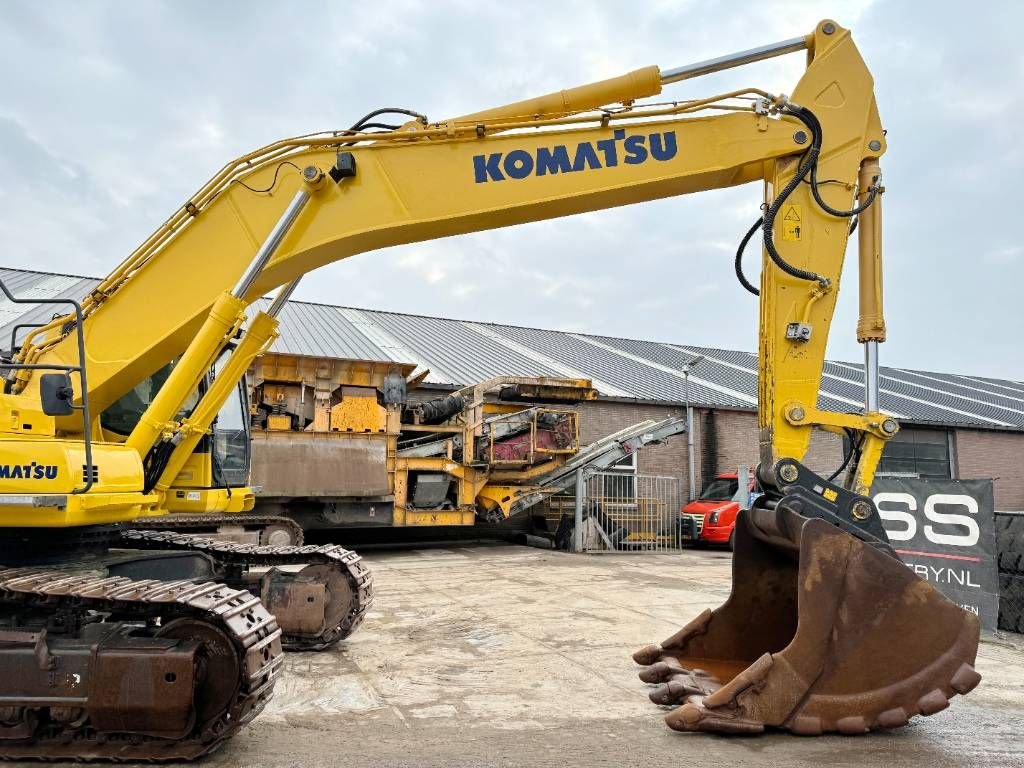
[699,478,739,501]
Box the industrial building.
[3,266,1022,510]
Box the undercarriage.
[0,524,373,760]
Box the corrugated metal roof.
[1,266,1022,432]
[0,268,101,348]
[251,299,394,362]
[370,310,565,385]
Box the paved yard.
[211,545,1024,767]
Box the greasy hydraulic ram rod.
[454,33,811,126]
[660,35,811,84]
[856,159,885,413]
[125,190,310,458]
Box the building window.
[876,427,952,479]
[602,453,637,499]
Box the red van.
[679,472,759,550]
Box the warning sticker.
[782,204,802,241]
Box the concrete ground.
[212,545,1024,768]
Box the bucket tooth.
[647,668,721,705]
[637,656,687,683]
[875,707,908,729]
[634,508,981,735]
[917,689,950,716]
[790,714,822,735]
[950,662,982,695]
[664,700,766,734]
[836,716,869,735]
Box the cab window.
[101,361,200,436]
[212,379,250,487]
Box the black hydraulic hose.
[814,165,880,217]
[142,440,175,494]
[735,216,763,296]
[749,104,884,293]
[791,107,881,218]
[338,108,428,147]
[342,108,427,140]
[347,107,427,132]
[828,428,862,482]
[761,105,828,286]
[828,436,854,481]
[356,122,402,131]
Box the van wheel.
[727,529,735,551]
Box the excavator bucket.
[633,506,981,735]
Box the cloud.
[987,247,1023,266]
[0,0,1020,379]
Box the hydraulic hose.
[735,216,763,296]
[337,108,428,147]
[143,440,176,494]
[760,108,827,286]
[828,428,862,482]
[347,108,427,132]
[739,103,882,294]
[793,108,881,218]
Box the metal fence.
[539,472,685,553]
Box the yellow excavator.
[0,19,979,760]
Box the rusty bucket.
[633,506,981,734]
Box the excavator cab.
[634,459,982,734]
[98,362,254,512]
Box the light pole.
[681,355,705,501]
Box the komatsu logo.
[472,129,678,183]
[0,463,58,480]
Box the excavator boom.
[0,18,980,757]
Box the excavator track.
[133,514,305,546]
[121,530,373,650]
[0,567,283,762]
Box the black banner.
[872,477,999,630]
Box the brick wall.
[689,417,1024,510]
[702,410,757,479]
[575,399,689,488]
[694,408,844,481]
[955,429,1024,511]
[804,428,846,477]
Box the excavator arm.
[0,19,980,739]
[19,24,880,474]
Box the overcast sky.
[1,1,1020,379]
